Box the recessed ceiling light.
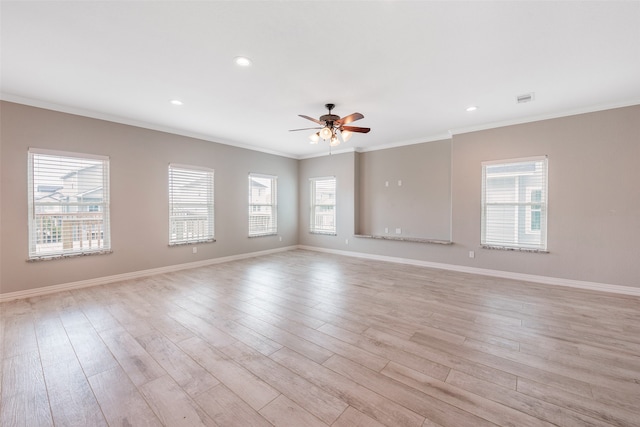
[170,99,183,106]
[234,56,252,67]
[466,106,478,112]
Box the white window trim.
[481,155,547,167]
[27,148,111,261]
[310,176,337,235]
[168,163,215,246]
[28,147,110,161]
[481,156,548,252]
[248,173,277,237]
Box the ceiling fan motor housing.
[320,103,340,125]
[319,114,341,124]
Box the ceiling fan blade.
[336,112,364,126]
[298,114,323,125]
[341,125,370,133]
[289,127,322,132]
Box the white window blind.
[481,156,548,251]
[310,177,336,235]
[248,173,277,237]
[28,149,111,259]
[169,164,215,245]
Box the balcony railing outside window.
[33,211,106,255]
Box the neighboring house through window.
[526,187,543,234]
[481,156,548,251]
[248,173,277,237]
[310,176,336,235]
[28,148,111,259]
[168,164,215,245]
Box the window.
[168,164,215,245]
[248,173,277,237]
[481,157,548,251]
[28,148,111,259]
[310,177,336,235]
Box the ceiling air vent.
[516,93,535,104]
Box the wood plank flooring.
[1,249,640,426]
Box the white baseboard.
[297,245,640,297]
[4,245,638,302]
[0,246,297,302]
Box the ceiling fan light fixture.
[319,126,333,140]
[290,104,370,148]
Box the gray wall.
[299,105,640,288]
[452,106,640,287]
[2,102,639,294]
[0,102,298,294]
[298,152,357,251]
[357,141,451,240]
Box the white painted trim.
[298,147,357,160]
[3,244,638,301]
[0,246,297,302]
[355,133,453,153]
[5,95,638,161]
[299,134,454,159]
[448,99,640,137]
[0,94,298,159]
[297,245,640,297]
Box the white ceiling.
[2,1,639,158]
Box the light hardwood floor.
[1,249,640,426]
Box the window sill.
[354,234,453,245]
[248,233,278,238]
[481,245,549,253]
[27,250,113,262]
[309,231,337,236]
[169,239,216,247]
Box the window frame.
[27,148,111,260]
[248,173,278,237]
[309,176,337,235]
[481,156,548,252]
[168,163,215,246]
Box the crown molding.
[448,99,640,137]
[0,93,299,159]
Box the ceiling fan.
[290,103,370,146]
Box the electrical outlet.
[469,250,475,258]
[384,227,389,234]
[192,247,198,254]
[385,181,389,187]
[398,180,402,186]
[345,239,349,245]
[279,236,282,242]
[395,228,402,234]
